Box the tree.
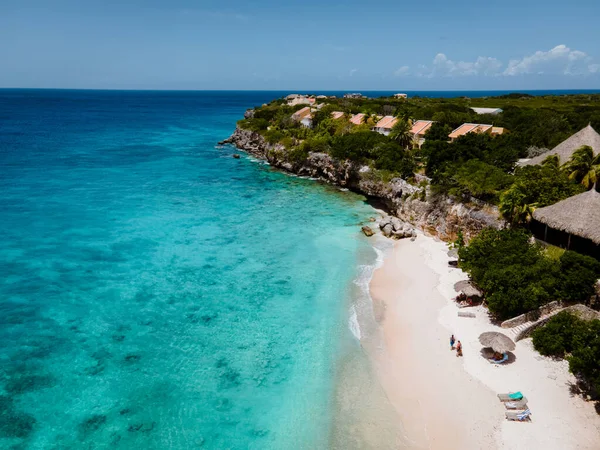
[423,122,452,141]
[541,154,560,169]
[443,159,512,202]
[499,185,536,226]
[506,165,585,208]
[389,119,413,149]
[459,228,559,319]
[562,145,600,189]
[557,251,600,303]
[532,311,586,358]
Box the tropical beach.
[368,232,600,449]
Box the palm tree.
[389,118,413,149]
[562,145,600,189]
[499,186,536,226]
[541,154,560,169]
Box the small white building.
[394,93,408,99]
[470,107,503,115]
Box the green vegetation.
[238,93,598,206]
[458,228,600,320]
[533,312,600,394]
[562,145,600,189]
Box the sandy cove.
[367,233,600,450]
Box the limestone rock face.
[222,127,505,243]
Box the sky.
[1,0,599,90]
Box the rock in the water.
[361,226,374,237]
[233,154,241,159]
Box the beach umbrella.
[454,280,483,297]
[479,332,516,353]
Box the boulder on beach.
[361,226,375,237]
[379,216,416,239]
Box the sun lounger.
[497,391,523,402]
[489,353,509,364]
[457,311,476,318]
[505,409,531,421]
[505,398,528,409]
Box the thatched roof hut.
[533,186,600,245]
[521,124,600,166]
[454,280,483,298]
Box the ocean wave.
[348,239,390,341]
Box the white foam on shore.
[348,238,391,341]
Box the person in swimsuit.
[456,340,463,357]
[450,334,455,350]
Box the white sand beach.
[367,232,600,450]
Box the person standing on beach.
[450,334,455,350]
[456,340,462,357]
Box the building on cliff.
[350,113,366,125]
[411,120,434,147]
[372,116,398,135]
[519,124,600,166]
[291,107,313,128]
[448,123,504,141]
[531,184,600,259]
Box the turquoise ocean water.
[0,90,382,449]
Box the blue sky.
[1,0,599,90]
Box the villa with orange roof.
[350,113,366,126]
[331,111,345,120]
[410,120,434,147]
[372,116,398,135]
[291,107,313,128]
[448,123,504,141]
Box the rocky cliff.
[221,128,504,242]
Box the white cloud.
[349,68,358,76]
[395,45,598,78]
[504,45,593,76]
[429,53,502,77]
[394,66,410,76]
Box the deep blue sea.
[0,90,391,449]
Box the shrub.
[557,251,600,303]
[532,312,585,357]
[459,228,559,319]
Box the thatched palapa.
[521,124,600,166]
[479,332,516,353]
[532,186,600,245]
[454,280,483,297]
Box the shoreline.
[365,233,600,449]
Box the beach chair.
[497,391,523,402]
[505,409,531,421]
[504,398,528,409]
[489,353,509,364]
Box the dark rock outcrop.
[361,226,374,237]
[222,128,505,242]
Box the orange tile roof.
[350,113,366,125]
[292,107,312,121]
[492,127,504,135]
[449,123,496,139]
[374,115,398,129]
[411,120,434,137]
[331,111,344,120]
